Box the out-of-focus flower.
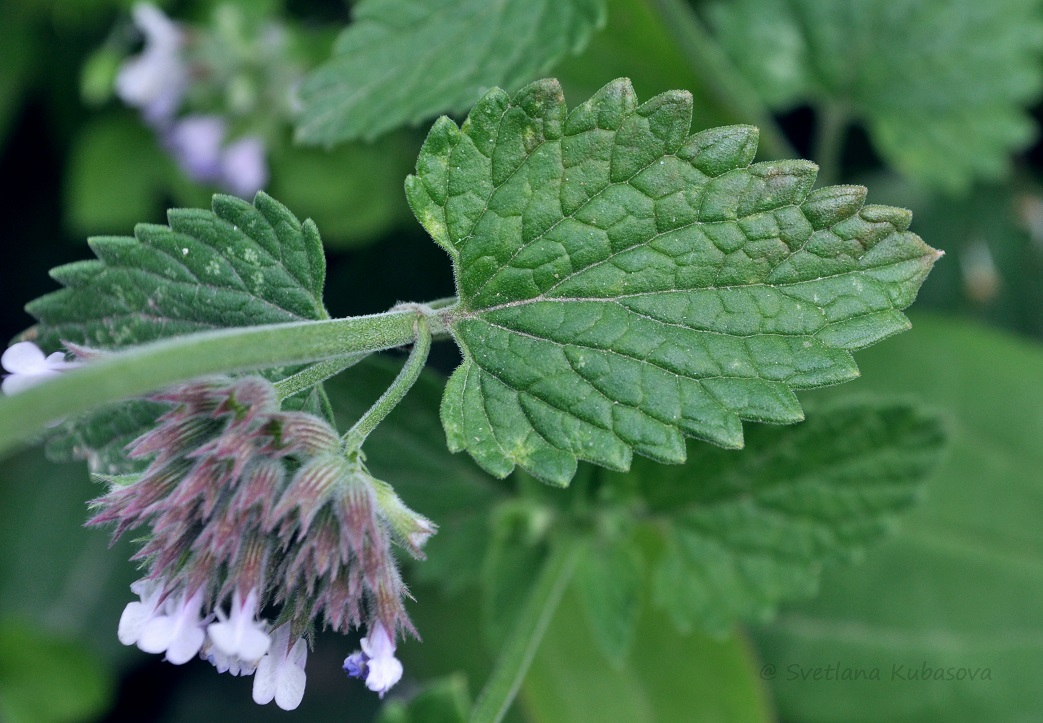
[164,116,268,198]
[220,136,269,197]
[115,3,186,124]
[343,621,404,698]
[166,115,226,184]
[1,341,81,395]
[253,624,307,711]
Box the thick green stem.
[0,307,449,460]
[469,536,582,723]
[648,0,797,160]
[273,353,370,400]
[343,316,432,449]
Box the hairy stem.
[0,306,452,460]
[469,536,582,723]
[343,315,432,449]
[648,0,797,159]
[274,353,370,400]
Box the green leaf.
[64,115,174,235]
[707,0,1043,191]
[574,535,643,662]
[413,78,940,485]
[754,314,1043,722]
[376,674,471,723]
[637,399,945,637]
[25,192,330,472]
[295,0,606,145]
[266,132,419,248]
[0,619,114,723]
[29,191,328,349]
[522,587,773,723]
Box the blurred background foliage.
[1,0,1042,721]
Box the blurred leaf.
[707,0,1043,191]
[0,447,139,664]
[0,619,114,723]
[65,115,173,235]
[376,674,470,723]
[635,400,945,637]
[482,521,549,648]
[755,314,1043,722]
[556,0,734,131]
[0,6,38,148]
[574,535,643,662]
[267,132,418,248]
[521,587,773,723]
[295,0,606,144]
[325,358,505,593]
[413,78,940,485]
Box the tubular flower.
[90,376,433,708]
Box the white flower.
[115,3,186,123]
[219,136,268,198]
[252,624,307,711]
[204,644,258,677]
[207,588,270,664]
[118,579,166,646]
[138,588,207,664]
[360,622,403,698]
[1,341,80,395]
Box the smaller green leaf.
[482,509,551,648]
[24,191,332,472]
[631,399,946,637]
[522,588,773,723]
[574,536,643,663]
[295,0,606,145]
[376,674,471,723]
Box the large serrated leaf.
[634,399,946,637]
[22,192,330,473]
[411,78,940,485]
[295,0,606,145]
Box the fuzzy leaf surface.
[708,0,1043,191]
[295,0,605,145]
[635,400,946,636]
[22,192,329,472]
[410,78,940,485]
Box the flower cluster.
[90,376,434,709]
[115,3,271,197]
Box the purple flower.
[163,117,268,198]
[115,3,186,124]
[343,622,403,698]
[220,136,268,198]
[166,115,226,184]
